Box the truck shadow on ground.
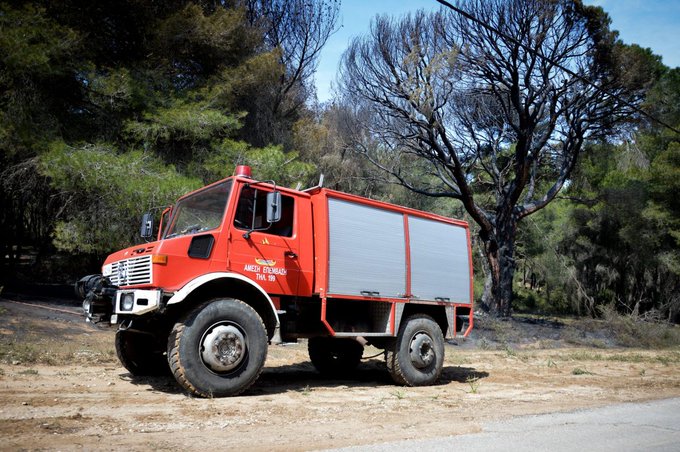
[122,360,489,397]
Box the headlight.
[102,264,113,277]
[120,293,135,311]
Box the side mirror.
[140,212,154,239]
[266,191,282,224]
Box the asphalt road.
[330,398,680,452]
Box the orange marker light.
[152,254,168,265]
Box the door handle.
[285,251,298,259]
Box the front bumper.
[114,289,162,317]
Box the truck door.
[228,184,301,296]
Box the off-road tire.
[385,314,444,386]
[115,329,170,376]
[308,337,364,376]
[167,298,268,398]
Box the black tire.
[385,314,444,386]
[308,337,364,376]
[167,298,268,397]
[115,329,170,376]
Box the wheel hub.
[409,332,435,369]
[201,325,246,372]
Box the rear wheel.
[385,315,444,386]
[115,329,169,376]
[167,298,268,397]
[308,337,364,376]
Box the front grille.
[109,255,152,286]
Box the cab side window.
[234,187,295,237]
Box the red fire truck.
[77,166,473,397]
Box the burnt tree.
[340,0,652,316]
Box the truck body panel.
[310,188,473,305]
[408,216,472,303]
[327,196,407,298]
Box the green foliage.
[152,4,259,70]
[0,3,78,76]
[0,4,78,160]
[0,1,335,282]
[646,142,680,246]
[513,199,577,314]
[555,135,680,320]
[513,60,680,322]
[39,142,200,253]
[124,101,243,144]
[642,68,680,133]
[200,139,316,187]
[511,66,680,322]
[82,67,139,113]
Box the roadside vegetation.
[475,310,680,351]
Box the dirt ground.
[1,296,680,451]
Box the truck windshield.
[164,180,232,239]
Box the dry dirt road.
[1,297,680,451]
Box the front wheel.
[167,298,268,397]
[115,329,169,376]
[385,314,444,386]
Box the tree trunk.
[481,218,517,318]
